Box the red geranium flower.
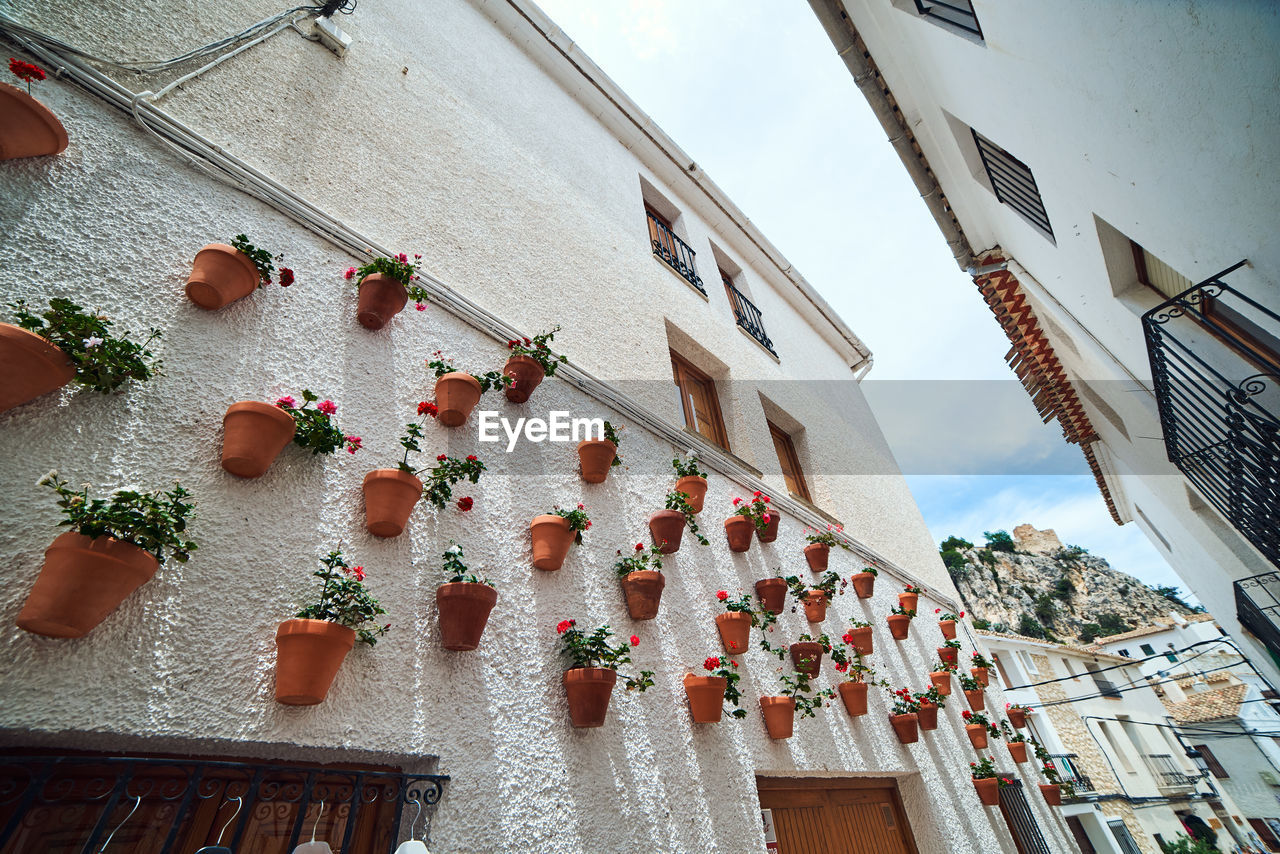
[716,590,729,601]
[703,656,721,671]
[635,543,644,551]
[456,496,473,511]
[278,267,294,287]
[436,454,448,461]
[556,619,575,634]
[347,565,366,582]
[629,635,639,647]
[8,58,45,83]
[466,454,477,462]
[417,401,438,417]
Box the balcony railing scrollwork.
[647,211,705,294]
[1145,753,1198,791]
[1045,753,1094,795]
[725,281,777,356]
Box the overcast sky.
[533,0,1191,599]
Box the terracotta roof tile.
[1162,683,1247,723]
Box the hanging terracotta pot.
[185,244,260,310]
[972,666,991,687]
[965,723,988,749]
[760,696,796,739]
[929,670,952,696]
[221,401,296,478]
[16,532,158,638]
[356,273,408,330]
[564,666,616,727]
[436,582,498,651]
[0,81,69,160]
[434,371,482,427]
[917,702,939,731]
[684,674,726,723]
[758,510,781,543]
[362,469,422,538]
[274,618,356,705]
[964,689,986,712]
[888,713,919,744]
[1038,783,1063,806]
[674,475,707,513]
[938,646,959,667]
[973,778,999,806]
[789,641,823,677]
[715,611,752,655]
[621,570,665,620]
[851,572,875,599]
[887,614,910,640]
[724,516,754,552]
[847,625,873,656]
[531,514,574,571]
[577,439,617,483]
[898,591,919,612]
[803,543,829,573]
[502,354,543,403]
[0,323,74,414]
[1008,741,1029,763]
[754,578,787,614]
[940,619,957,640]
[648,509,685,554]
[802,591,828,623]
[1008,707,1028,729]
[838,681,868,716]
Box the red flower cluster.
[456,496,473,511]
[466,454,477,462]
[344,435,362,454]
[704,656,722,671]
[634,543,644,551]
[345,564,366,582]
[629,635,640,647]
[841,631,855,646]
[9,58,45,83]
[417,401,438,418]
[716,590,729,601]
[436,453,448,461]
[506,336,533,348]
[556,619,575,634]
[278,267,294,288]
[961,710,973,721]
[834,660,849,672]
[343,267,357,280]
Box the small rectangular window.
[767,420,810,501]
[645,203,704,294]
[671,351,730,450]
[1140,644,1156,656]
[913,0,982,38]
[972,128,1054,240]
[1192,744,1229,779]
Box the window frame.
[670,351,731,451]
[971,128,1054,240]
[766,419,811,502]
[1191,744,1229,779]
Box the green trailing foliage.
[39,470,195,564]
[294,550,390,646]
[10,298,161,394]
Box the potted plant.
[579,420,622,483]
[737,492,780,542]
[615,543,665,620]
[684,656,748,723]
[275,550,389,705]
[671,455,708,513]
[222,390,360,478]
[1006,702,1032,729]
[831,648,876,716]
[503,326,567,403]
[928,661,956,696]
[556,619,653,727]
[937,638,962,668]
[724,496,757,553]
[186,234,292,310]
[531,503,590,571]
[1035,750,1074,806]
[887,604,914,640]
[436,544,497,651]
[886,686,920,744]
[915,685,946,731]
[958,673,986,711]
[786,571,843,623]
[851,565,877,599]
[713,590,757,655]
[971,651,994,687]
[803,524,850,572]
[649,490,709,553]
[969,756,1001,806]
[787,633,831,678]
[426,350,511,427]
[754,570,789,614]
[18,472,196,638]
[1,58,67,160]
[842,618,873,656]
[345,253,429,330]
[1001,722,1030,763]
[3,298,161,414]
[898,584,923,613]
[760,670,835,740]
[961,710,1000,749]
[936,607,963,640]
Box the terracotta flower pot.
[648,509,686,553]
[436,582,498,651]
[964,689,986,712]
[929,671,952,696]
[724,516,754,552]
[917,702,939,731]
[838,681,869,716]
[887,614,910,640]
[938,646,959,667]
[889,713,919,744]
[715,611,752,655]
[965,723,988,749]
[973,778,999,806]
[972,666,991,687]
[851,572,875,598]
[758,510,781,543]
[898,591,919,612]
[675,475,708,513]
[434,371,482,427]
[0,323,74,414]
[847,625,873,656]
[684,674,726,723]
[274,618,356,705]
[1038,783,1063,806]
[754,578,787,614]
[1008,707,1028,729]
[789,641,823,677]
[362,469,422,538]
[760,696,796,739]
[802,591,829,623]
[940,619,957,640]
[0,81,69,160]
[221,401,296,478]
[16,532,158,638]
[1008,741,1029,763]
[803,543,829,572]
[356,273,408,330]
[531,514,574,571]
[564,666,616,727]
[577,439,617,483]
[621,570,665,620]
[502,354,543,404]
[186,244,261,310]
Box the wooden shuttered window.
[767,420,811,501]
[670,351,730,450]
[1192,743,1229,779]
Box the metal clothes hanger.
[194,795,243,854]
[98,795,142,853]
[291,798,334,854]
[393,797,429,854]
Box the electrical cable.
[1001,638,1238,691]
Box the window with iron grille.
[913,0,983,38]
[971,128,1054,240]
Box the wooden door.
[756,777,917,854]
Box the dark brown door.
[756,777,917,854]
[1065,816,1097,853]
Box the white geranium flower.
[82,336,104,348]
[35,469,59,487]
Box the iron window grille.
[724,278,776,356]
[971,129,1054,239]
[647,210,705,294]
[913,0,982,38]
[1045,754,1095,794]
[1145,754,1198,790]
[1236,572,1280,663]
[997,780,1051,854]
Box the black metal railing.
[0,753,448,854]
[1046,754,1094,794]
[1091,676,1124,699]
[997,781,1051,854]
[913,0,983,38]
[972,129,1052,239]
[1143,261,1279,570]
[1236,572,1280,659]
[1145,753,1198,790]
[647,211,704,294]
[725,281,777,356]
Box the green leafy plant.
[274,390,361,455]
[936,608,964,621]
[804,524,850,549]
[614,542,664,578]
[962,709,1000,738]
[505,325,567,377]
[441,542,492,587]
[957,673,983,692]
[903,584,923,595]
[345,252,430,301]
[785,570,843,603]
[602,420,623,466]
[941,639,962,651]
[715,590,759,623]
[1158,834,1217,854]
[969,755,999,780]
[931,660,958,674]
[859,566,878,577]
[229,234,291,287]
[422,454,486,508]
[890,604,916,618]
[550,503,591,545]
[832,647,876,683]
[294,550,390,646]
[426,350,511,393]
[915,684,947,709]
[971,651,994,670]
[664,489,708,545]
[10,298,161,394]
[702,655,748,718]
[847,617,871,629]
[1000,721,1027,742]
[672,454,706,479]
[731,491,773,535]
[886,685,920,716]
[39,471,195,564]
[555,619,653,691]
[776,669,836,719]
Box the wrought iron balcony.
[1145,753,1199,791]
[725,280,777,356]
[1236,572,1280,660]
[1142,261,1279,570]
[1045,753,1095,795]
[647,211,705,294]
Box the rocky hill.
[941,524,1198,643]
